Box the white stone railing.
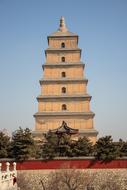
[0,162,17,190]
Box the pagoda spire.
[59,16,68,32]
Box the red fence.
[1,159,127,170]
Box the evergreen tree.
[41,131,59,159]
[42,132,93,159]
[57,134,72,157]
[34,143,42,159]
[113,139,126,157]
[94,136,118,161]
[0,131,11,158]
[122,141,127,156]
[117,139,127,157]
[72,136,93,157]
[11,127,36,160]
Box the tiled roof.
[50,121,79,134]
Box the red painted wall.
[1,159,127,170]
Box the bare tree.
[17,169,127,190]
[17,171,44,190]
[43,169,93,190]
[91,170,127,190]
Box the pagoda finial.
[59,16,68,32]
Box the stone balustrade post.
[13,162,16,171]
[0,163,2,172]
[6,162,10,173]
[0,163,2,186]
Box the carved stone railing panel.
[0,162,17,190]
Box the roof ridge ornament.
[59,16,68,32]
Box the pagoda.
[33,17,98,143]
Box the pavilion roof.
[50,121,79,135]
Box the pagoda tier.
[33,17,98,143]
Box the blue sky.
[0,0,127,140]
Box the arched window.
[62,104,67,110]
[62,87,66,93]
[61,57,65,62]
[61,71,66,78]
[61,42,65,48]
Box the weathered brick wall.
[15,159,127,170]
[1,158,127,170]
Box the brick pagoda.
[33,17,98,143]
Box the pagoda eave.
[39,78,88,85]
[45,48,81,53]
[34,111,95,118]
[47,33,78,38]
[79,129,98,136]
[42,62,85,69]
[32,129,98,137]
[37,95,92,101]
